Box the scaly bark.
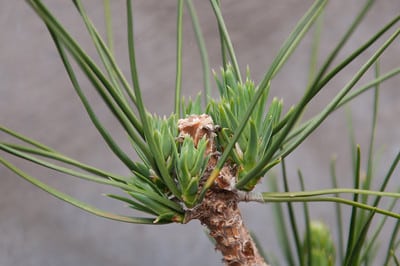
[179,115,269,266]
[186,183,269,266]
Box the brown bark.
[185,185,269,266]
[179,115,269,266]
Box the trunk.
[179,115,269,266]
[186,186,269,266]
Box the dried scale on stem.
[179,114,268,266]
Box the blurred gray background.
[1,1,399,265]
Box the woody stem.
[185,186,269,266]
